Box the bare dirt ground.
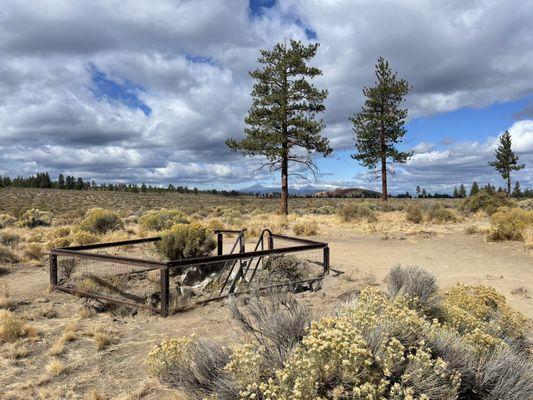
[1,225,532,399]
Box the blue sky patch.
[249,0,276,18]
[88,63,152,117]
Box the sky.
[0,0,532,194]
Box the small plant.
[488,207,533,242]
[138,208,188,231]
[406,204,423,223]
[78,208,123,234]
[147,335,232,397]
[45,359,65,376]
[386,265,441,312]
[292,221,318,236]
[0,214,16,229]
[464,225,478,235]
[0,283,10,309]
[23,243,43,261]
[155,223,215,260]
[0,230,20,246]
[338,202,377,222]
[0,244,19,264]
[426,204,457,223]
[71,230,99,246]
[93,325,116,350]
[0,310,34,342]
[16,208,53,228]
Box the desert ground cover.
[0,187,532,399]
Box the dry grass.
[0,307,38,344]
[292,220,319,236]
[45,358,65,376]
[92,325,116,350]
[0,282,11,309]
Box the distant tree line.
[0,173,256,197]
[414,181,533,199]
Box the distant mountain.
[239,184,327,196]
[314,187,381,198]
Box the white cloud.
[0,0,532,190]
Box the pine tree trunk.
[381,156,388,202]
[507,174,511,197]
[280,154,289,215]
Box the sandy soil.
[1,227,531,399]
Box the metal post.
[323,246,330,275]
[217,232,223,256]
[268,234,274,250]
[160,266,170,317]
[50,254,58,287]
[239,233,245,254]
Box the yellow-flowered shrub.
[148,275,530,400]
[78,208,123,234]
[488,207,533,241]
[147,336,193,380]
[138,209,188,231]
[441,284,528,341]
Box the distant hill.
[313,187,381,198]
[239,184,326,196]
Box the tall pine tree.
[489,130,524,196]
[226,40,331,215]
[351,57,411,201]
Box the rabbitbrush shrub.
[78,208,123,234]
[138,208,188,231]
[488,207,533,241]
[16,209,52,228]
[0,245,19,265]
[155,223,215,260]
[150,267,532,400]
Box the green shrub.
[488,207,533,241]
[0,245,19,265]
[338,203,377,222]
[78,208,123,234]
[406,204,423,223]
[138,208,188,231]
[0,214,16,229]
[426,204,457,223]
[155,223,215,260]
[23,243,43,261]
[16,209,52,228]
[70,230,99,246]
[313,206,336,215]
[462,190,512,215]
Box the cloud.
[0,0,532,190]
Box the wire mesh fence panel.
[51,231,329,316]
[83,241,164,262]
[55,253,163,312]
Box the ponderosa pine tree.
[470,181,479,196]
[351,57,411,201]
[226,40,331,215]
[489,130,525,196]
[512,181,522,198]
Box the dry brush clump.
[148,266,532,400]
[338,202,377,223]
[488,207,533,242]
[138,208,188,231]
[292,220,318,236]
[78,208,124,234]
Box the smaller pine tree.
[489,130,525,196]
[470,182,479,196]
[512,181,522,198]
